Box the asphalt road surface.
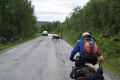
[0,34,116,80]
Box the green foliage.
[40,21,61,33]
[0,0,37,43]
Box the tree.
[0,0,37,42]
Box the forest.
[0,0,37,43]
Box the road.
[0,34,116,80]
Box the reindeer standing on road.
[52,35,63,43]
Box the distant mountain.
[37,21,50,27]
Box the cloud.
[36,14,66,22]
[36,11,65,15]
[31,0,89,22]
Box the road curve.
[0,34,116,80]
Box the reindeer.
[101,32,111,38]
[52,35,61,43]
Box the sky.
[31,0,89,22]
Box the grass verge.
[0,33,41,52]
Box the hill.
[37,21,50,27]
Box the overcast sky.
[31,0,89,22]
